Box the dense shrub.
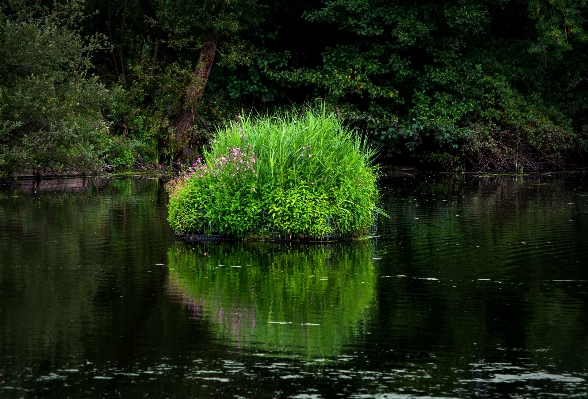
[0,2,114,175]
[167,109,379,240]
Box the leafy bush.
[461,74,581,172]
[0,1,112,175]
[105,64,193,166]
[167,109,379,239]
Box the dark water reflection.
[0,174,587,398]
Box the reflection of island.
[167,242,377,357]
[1,177,109,193]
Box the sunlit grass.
[167,108,379,239]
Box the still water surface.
[0,174,587,398]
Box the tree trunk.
[172,31,218,150]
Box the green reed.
[167,108,379,239]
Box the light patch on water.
[225,368,246,374]
[0,386,27,391]
[469,363,522,369]
[254,362,290,369]
[269,321,292,324]
[281,374,304,379]
[36,373,66,381]
[142,370,164,375]
[93,376,113,380]
[350,395,459,399]
[223,360,243,366]
[301,323,320,326]
[290,394,323,399]
[199,377,230,382]
[462,372,584,383]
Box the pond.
[0,173,587,398]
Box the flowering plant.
[167,146,260,235]
[167,109,379,240]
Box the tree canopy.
[0,0,586,174]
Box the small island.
[166,110,379,241]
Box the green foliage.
[267,183,331,238]
[248,0,588,170]
[528,0,588,56]
[81,0,269,158]
[458,73,580,171]
[167,109,379,239]
[167,241,377,357]
[2,0,587,174]
[0,0,113,174]
[105,64,193,166]
[167,145,260,236]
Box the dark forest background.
[1,0,587,175]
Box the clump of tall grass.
[167,108,379,239]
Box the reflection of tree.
[380,174,586,283]
[526,282,588,370]
[0,178,174,366]
[167,242,377,357]
[370,173,588,377]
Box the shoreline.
[2,163,587,183]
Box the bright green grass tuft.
[167,108,379,240]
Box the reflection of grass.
[167,242,377,357]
